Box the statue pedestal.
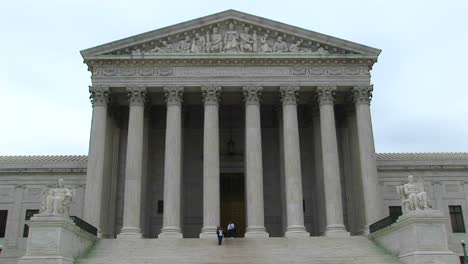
[372,210,458,264]
[18,214,97,264]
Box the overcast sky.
[0,0,467,155]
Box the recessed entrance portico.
[80,9,384,239]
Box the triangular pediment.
[81,10,380,60]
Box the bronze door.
[220,173,245,237]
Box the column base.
[362,225,370,236]
[245,226,269,238]
[117,227,142,239]
[158,226,183,239]
[285,225,309,237]
[324,224,349,237]
[199,226,217,239]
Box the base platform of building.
[75,236,401,264]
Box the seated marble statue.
[397,175,429,213]
[43,179,73,216]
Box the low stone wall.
[371,210,458,264]
[18,214,97,264]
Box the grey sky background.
[0,0,467,155]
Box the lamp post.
[462,240,468,264]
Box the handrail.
[70,216,98,236]
[369,215,399,233]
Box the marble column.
[279,86,309,237]
[243,86,269,238]
[200,86,222,238]
[316,86,349,237]
[159,86,184,239]
[352,85,383,233]
[118,86,146,238]
[84,86,109,233]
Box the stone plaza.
[0,10,467,264]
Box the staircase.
[76,236,401,264]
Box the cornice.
[84,55,377,69]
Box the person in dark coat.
[216,226,224,245]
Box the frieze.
[91,65,369,78]
[106,20,357,56]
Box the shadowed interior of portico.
[97,88,366,239]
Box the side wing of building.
[1,153,468,261]
[0,156,87,264]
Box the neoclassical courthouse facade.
[1,10,468,263]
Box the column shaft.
[316,86,348,237]
[119,87,146,238]
[84,86,109,233]
[200,86,221,238]
[243,86,268,238]
[280,86,309,237]
[353,85,383,233]
[159,86,184,238]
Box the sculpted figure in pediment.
[259,33,272,53]
[191,32,206,53]
[177,35,192,53]
[122,22,345,55]
[314,45,328,54]
[289,40,311,53]
[273,36,288,52]
[206,27,223,53]
[239,27,254,52]
[224,23,239,53]
[148,40,175,54]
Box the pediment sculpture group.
[397,175,430,214]
[132,22,329,55]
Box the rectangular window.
[23,209,39,237]
[389,206,402,219]
[449,205,466,233]
[0,210,8,238]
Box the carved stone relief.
[106,20,356,56]
[91,65,369,78]
[0,189,14,203]
[445,184,459,193]
[26,187,44,202]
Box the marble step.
[76,236,401,264]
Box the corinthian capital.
[316,86,336,105]
[201,86,222,105]
[280,86,300,105]
[352,85,373,105]
[242,86,263,105]
[89,86,109,107]
[127,86,147,106]
[164,86,184,106]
